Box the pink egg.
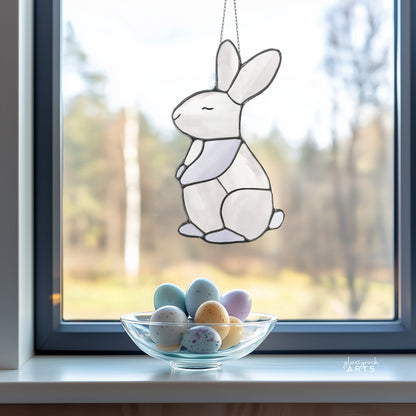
[221,289,252,321]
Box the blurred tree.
[324,0,390,315]
[123,108,141,285]
[63,23,113,277]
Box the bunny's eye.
[201,107,214,110]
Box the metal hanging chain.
[219,0,241,54]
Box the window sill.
[0,354,415,403]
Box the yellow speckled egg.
[220,316,244,350]
[156,344,181,352]
[194,300,230,340]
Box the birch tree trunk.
[123,108,141,285]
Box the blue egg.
[181,326,222,354]
[154,283,187,314]
[185,278,221,318]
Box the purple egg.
[221,289,252,321]
[181,326,222,354]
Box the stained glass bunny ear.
[228,48,282,104]
[216,39,241,91]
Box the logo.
[343,356,380,373]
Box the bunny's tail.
[269,209,284,229]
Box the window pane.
[62,0,395,320]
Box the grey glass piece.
[184,139,203,165]
[183,180,226,232]
[175,164,186,179]
[219,144,270,191]
[269,210,285,229]
[172,39,284,243]
[222,189,273,241]
[173,91,241,139]
[180,139,241,185]
[205,229,245,243]
[178,223,203,238]
[216,38,240,91]
[228,49,281,104]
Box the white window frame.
[0,0,34,369]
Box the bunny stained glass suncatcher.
[172,40,285,244]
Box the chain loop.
[219,0,240,54]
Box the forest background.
[62,0,395,320]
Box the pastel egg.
[185,278,221,318]
[156,344,181,352]
[194,300,230,340]
[181,326,222,354]
[149,305,188,347]
[220,316,244,350]
[221,289,252,321]
[154,283,186,314]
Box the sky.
[62,0,394,147]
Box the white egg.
[149,305,188,347]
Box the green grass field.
[63,267,394,321]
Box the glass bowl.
[120,312,277,370]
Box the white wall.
[0,0,33,370]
